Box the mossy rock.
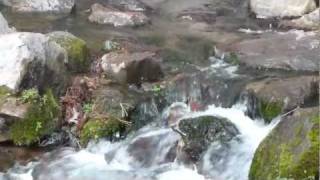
[80,117,124,145]
[0,85,12,105]
[249,107,319,180]
[9,89,60,146]
[47,31,90,73]
[259,100,283,123]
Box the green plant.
[83,103,93,114]
[20,88,40,103]
[80,117,123,145]
[10,89,60,145]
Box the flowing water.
[1,101,279,180]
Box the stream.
[2,102,279,180]
[0,0,318,179]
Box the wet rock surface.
[101,51,163,84]
[222,30,320,72]
[281,8,320,30]
[178,115,239,162]
[88,3,149,27]
[244,75,319,122]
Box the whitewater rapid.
[2,102,279,180]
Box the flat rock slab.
[88,3,149,27]
[225,30,320,72]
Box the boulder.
[88,3,149,27]
[0,12,14,34]
[178,115,239,161]
[281,8,320,30]
[250,0,316,18]
[0,0,75,14]
[245,76,319,122]
[249,107,319,180]
[101,51,163,84]
[47,31,90,73]
[224,30,320,72]
[0,32,69,94]
[0,97,29,142]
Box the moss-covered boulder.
[245,76,319,123]
[6,89,60,146]
[47,31,90,73]
[178,115,239,162]
[249,107,319,180]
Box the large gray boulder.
[250,0,316,18]
[224,30,320,72]
[250,107,319,180]
[281,8,320,30]
[0,0,75,14]
[0,12,14,34]
[88,3,149,27]
[0,32,69,94]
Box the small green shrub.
[10,89,60,146]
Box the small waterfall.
[2,102,279,180]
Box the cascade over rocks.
[88,3,149,27]
[250,107,319,180]
[0,0,75,14]
[244,76,319,122]
[222,30,320,72]
[0,32,69,94]
[250,0,317,18]
[178,115,239,162]
[0,12,14,34]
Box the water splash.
[3,102,279,180]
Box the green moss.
[80,117,123,145]
[279,145,293,177]
[0,85,11,104]
[10,89,60,146]
[289,116,319,179]
[226,52,240,65]
[260,100,283,123]
[51,35,89,73]
[250,113,319,180]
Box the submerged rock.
[245,76,319,123]
[88,3,149,27]
[281,8,320,30]
[0,12,14,34]
[250,0,316,18]
[101,51,163,84]
[223,30,320,72]
[178,115,239,162]
[0,32,69,94]
[47,31,90,73]
[249,107,319,180]
[0,0,75,14]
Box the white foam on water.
[4,103,278,180]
